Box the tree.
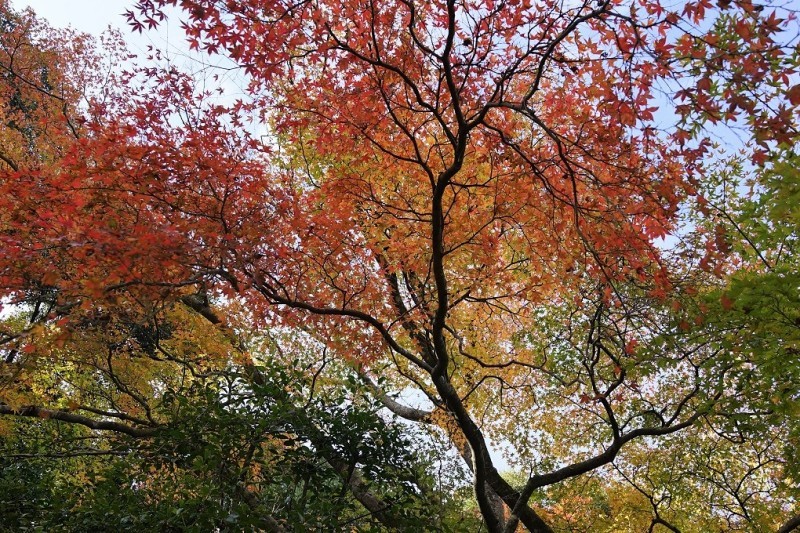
[0,336,456,532]
[0,6,462,530]
[671,148,800,532]
[1,0,799,530]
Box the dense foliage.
[0,0,798,530]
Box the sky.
[12,1,132,33]
[9,1,202,67]
[11,0,261,133]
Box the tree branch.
[778,513,800,533]
[0,404,158,438]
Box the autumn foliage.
[1,0,799,530]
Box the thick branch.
[778,513,800,533]
[250,280,433,372]
[0,150,19,171]
[432,375,553,532]
[241,362,419,530]
[0,404,157,438]
[360,372,432,422]
[325,455,398,526]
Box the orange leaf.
[787,84,800,106]
[720,293,735,311]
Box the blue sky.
[10,1,189,56]
[12,1,131,34]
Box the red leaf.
[720,293,735,311]
[787,84,800,106]
[696,77,712,92]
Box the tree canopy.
[0,0,798,530]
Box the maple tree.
[1,0,799,530]
[0,6,453,530]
